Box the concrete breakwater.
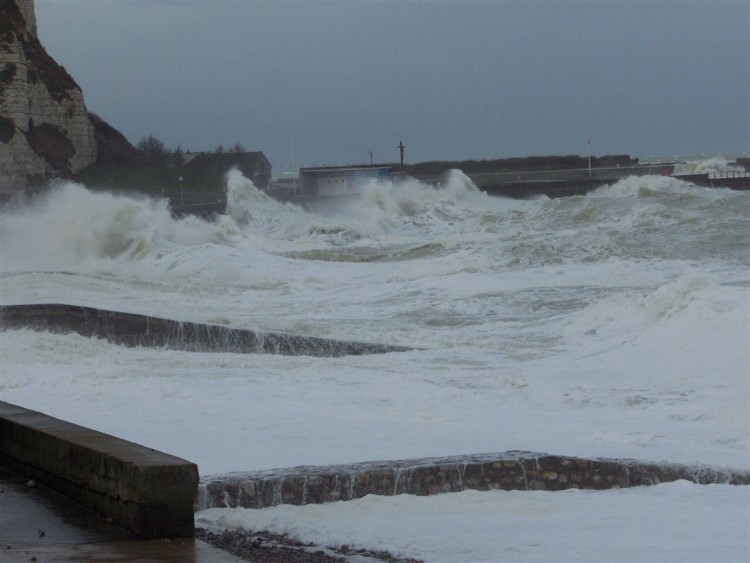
[197,451,750,510]
[0,303,411,357]
[0,400,198,538]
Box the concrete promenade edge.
[0,400,198,539]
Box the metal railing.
[708,169,748,179]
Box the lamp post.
[178,176,184,206]
[587,141,592,178]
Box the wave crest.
[0,181,237,272]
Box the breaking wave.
[694,157,744,174]
[0,181,239,272]
[1,169,746,276]
[563,273,717,339]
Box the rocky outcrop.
[0,0,96,197]
[88,112,145,167]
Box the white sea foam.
[1,167,747,560]
[197,483,750,562]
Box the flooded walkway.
[0,466,239,562]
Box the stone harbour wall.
[197,451,750,510]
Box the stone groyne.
[197,451,750,510]
[0,303,412,356]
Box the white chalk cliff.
[0,0,96,196]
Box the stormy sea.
[1,158,748,561]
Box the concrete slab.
[0,467,240,562]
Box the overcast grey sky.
[36,0,748,172]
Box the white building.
[299,166,391,197]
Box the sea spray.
[226,168,496,248]
[694,157,745,174]
[0,181,240,272]
[224,167,314,239]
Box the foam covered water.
[0,169,748,474]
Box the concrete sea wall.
[0,303,411,356]
[0,400,198,538]
[197,451,750,510]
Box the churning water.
[0,163,748,475]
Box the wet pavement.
[0,466,240,562]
